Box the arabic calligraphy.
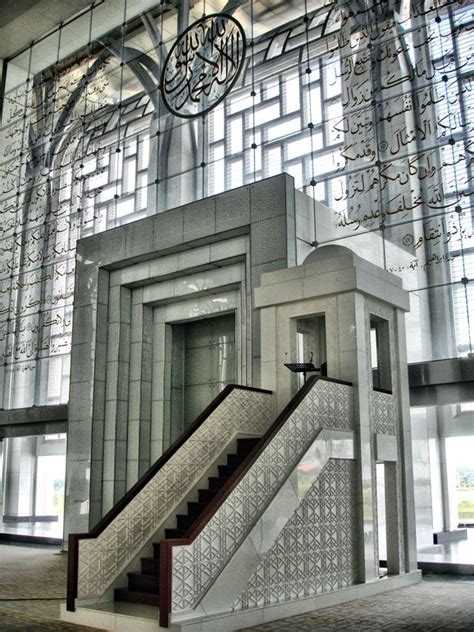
[161,14,246,118]
[0,0,472,396]
[388,252,461,274]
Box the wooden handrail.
[158,375,352,627]
[66,383,272,612]
[373,386,393,395]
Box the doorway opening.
[376,461,400,577]
[169,313,236,444]
[295,314,326,388]
[370,316,392,392]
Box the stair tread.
[208,477,221,484]
[128,570,157,578]
[140,563,160,576]
[114,587,160,606]
[127,571,160,595]
[218,464,237,475]
[236,437,260,451]
[165,527,185,538]
[187,501,202,510]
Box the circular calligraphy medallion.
[161,13,246,118]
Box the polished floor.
[0,543,473,631]
[241,575,474,631]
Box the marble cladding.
[66,174,301,541]
[365,298,399,432]
[255,249,409,312]
[256,250,410,414]
[375,433,398,462]
[233,459,357,611]
[77,388,273,601]
[170,379,354,614]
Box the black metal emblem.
[161,13,246,118]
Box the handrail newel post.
[159,540,171,627]
[67,533,78,612]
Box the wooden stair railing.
[66,384,272,612]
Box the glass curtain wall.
[0,0,472,408]
[0,433,66,539]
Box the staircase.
[113,437,261,607]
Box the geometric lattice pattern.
[366,299,399,437]
[371,390,397,435]
[171,380,354,612]
[233,459,357,611]
[78,388,273,600]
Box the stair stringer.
[168,379,355,623]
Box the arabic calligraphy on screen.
[161,14,246,118]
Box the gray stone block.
[98,228,126,266]
[216,186,251,232]
[153,208,185,249]
[250,174,289,221]
[124,217,154,257]
[91,418,104,460]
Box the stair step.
[198,488,214,504]
[208,476,223,490]
[236,437,260,454]
[165,527,184,539]
[227,452,243,467]
[187,501,205,518]
[153,543,161,559]
[114,587,160,607]
[218,464,237,479]
[141,556,160,575]
[176,513,194,532]
[128,571,159,593]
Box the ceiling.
[0,0,93,60]
[0,0,43,29]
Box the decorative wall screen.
[0,0,472,408]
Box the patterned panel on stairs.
[233,459,357,610]
[78,388,273,600]
[170,380,354,612]
[113,437,261,607]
